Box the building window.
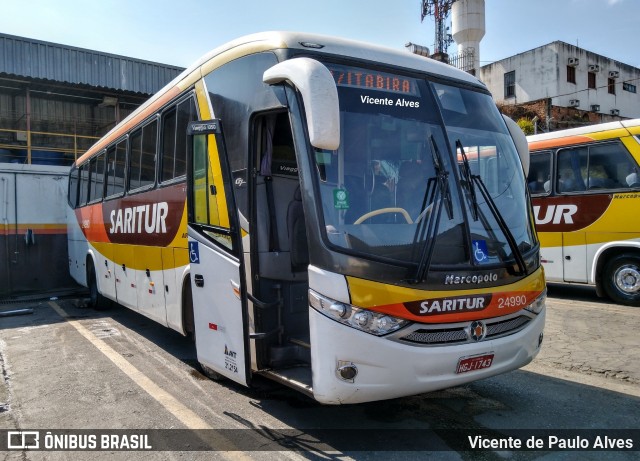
[567,65,576,84]
[504,70,515,98]
[608,78,616,94]
[588,72,596,89]
[623,82,637,93]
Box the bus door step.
[269,341,310,367]
[260,368,313,397]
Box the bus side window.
[588,141,639,190]
[556,147,587,193]
[88,152,105,202]
[161,97,197,183]
[78,163,89,206]
[104,140,127,198]
[129,119,157,192]
[68,167,80,208]
[527,151,552,195]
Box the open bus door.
[186,120,250,386]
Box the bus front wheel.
[603,254,640,307]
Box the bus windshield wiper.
[456,140,527,275]
[456,140,479,221]
[408,135,452,284]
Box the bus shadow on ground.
[546,282,611,304]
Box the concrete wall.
[480,41,640,120]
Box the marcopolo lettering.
[444,273,498,285]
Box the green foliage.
[517,118,535,135]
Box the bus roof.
[527,118,640,151]
[75,31,484,166]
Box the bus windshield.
[313,64,535,273]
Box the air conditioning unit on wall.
[569,99,580,107]
[611,109,620,116]
[567,57,579,67]
[588,64,600,72]
[609,70,620,78]
[591,104,600,112]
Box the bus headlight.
[524,290,546,315]
[309,290,409,336]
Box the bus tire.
[88,261,111,310]
[183,281,195,341]
[602,254,640,307]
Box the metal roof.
[0,32,184,95]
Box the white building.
[479,41,640,121]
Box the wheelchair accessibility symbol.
[473,240,488,263]
[189,241,200,264]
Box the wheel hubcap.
[615,265,640,294]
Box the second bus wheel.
[602,254,640,307]
[88,262,111,310]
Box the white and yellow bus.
[528,120,640,306]
[68,32,545,404]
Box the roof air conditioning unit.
[569,99,580,107]
[567,57,579,67]
[611,109,620,116]
[591,104,600,112]
[588,64,600,72]
[609,70,620,78]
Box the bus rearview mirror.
[502,115,530,176]
[263,58,340,151]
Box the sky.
[0,0,638,69]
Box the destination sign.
[326,64,420,96]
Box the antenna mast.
[421,0,456,59]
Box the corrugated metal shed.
[0,32,184,95]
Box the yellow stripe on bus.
[347,267,545,307]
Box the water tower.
[451,0,485,74]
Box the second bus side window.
[556,141,639,193]
[527,151,552,194]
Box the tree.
[517,117,535,135]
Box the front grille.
[395,313,533,346]
[401,328,468,345]
[486,315,530,338]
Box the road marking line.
[49,301,212,430]
[49,301,264,460]
[49,301,300,460]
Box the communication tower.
[420,0,456,61]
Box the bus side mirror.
[502,115,530,176]
[263,58,340,151]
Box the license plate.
[456,353,494,374]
